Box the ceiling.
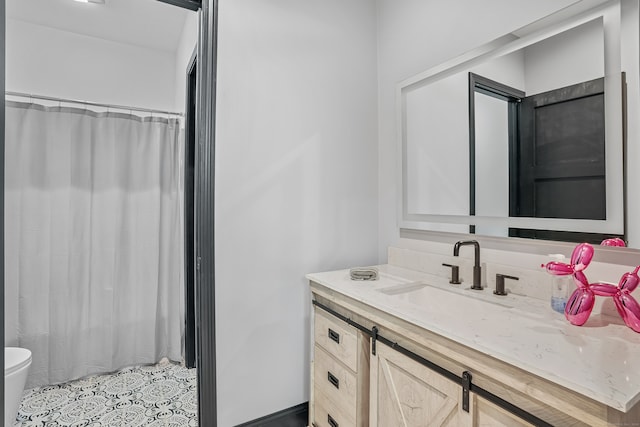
[6,0,192,53]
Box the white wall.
[214,0,378,425]
[471,49,526,91]
[524,17,604,96]
[174,12,199,113]
[404,49,527,219]
[474,92,509,237]
[6,19,176,112]
[405,71,469,216]
[377,0,592,261]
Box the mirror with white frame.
[399,0,634,245]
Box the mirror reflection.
[402,9,625,243]
[472,18,609,241]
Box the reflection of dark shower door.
[184,50,197,369]
[510,77,606,240]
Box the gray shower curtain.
[4,101,185,388]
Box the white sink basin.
[377,281,514,309]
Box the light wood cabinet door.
[370,342,472,427]
[310,307,370,427]
[473,396,534,427]
[313,388,356,427]
[313,345,358,421]
[314,308,359,371]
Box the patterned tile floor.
[14,361,198,427]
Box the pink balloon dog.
[601,237,626,247]
[544,242,640,333]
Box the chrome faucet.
[453,240,482,290]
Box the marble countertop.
[307,264,640,412]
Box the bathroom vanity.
[304,0,640,425]
[306,262,640,427]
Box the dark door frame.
[1,0,6,422]
[194,1,218,426]
[468,72,524,233]
[184,47,198,370]
[157,0,201,11]
[0,0,219,425]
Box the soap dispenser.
[549,254,571,313]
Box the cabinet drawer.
[313,388,356,427]
[314,307,358,371]
[314,345,358,418]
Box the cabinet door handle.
[328,328,340,344]
[328,414,339,427]
[327,371,340,389]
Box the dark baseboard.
[235,402,308,427]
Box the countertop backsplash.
[388,238,639,316]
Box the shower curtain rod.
[5,91,184,117]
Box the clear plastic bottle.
[549,254,571,313]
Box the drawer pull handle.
[328,414,339,427]
[327,371,340,389]
[328,328,340,344]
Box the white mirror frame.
[398,0,626,237]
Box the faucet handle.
[495,273,519,296]
[442,263,461,285]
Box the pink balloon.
[601,238,626,247]
[590,282,618,296]
[573,271,590,289]
[611,266,640,332]
[543,242,640,333]
[565,288,595,326]
[615,294,640,333]
[619,266,640,293]
[571,243,594,271]
[545,261,574,276]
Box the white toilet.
[5,347,31,427]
